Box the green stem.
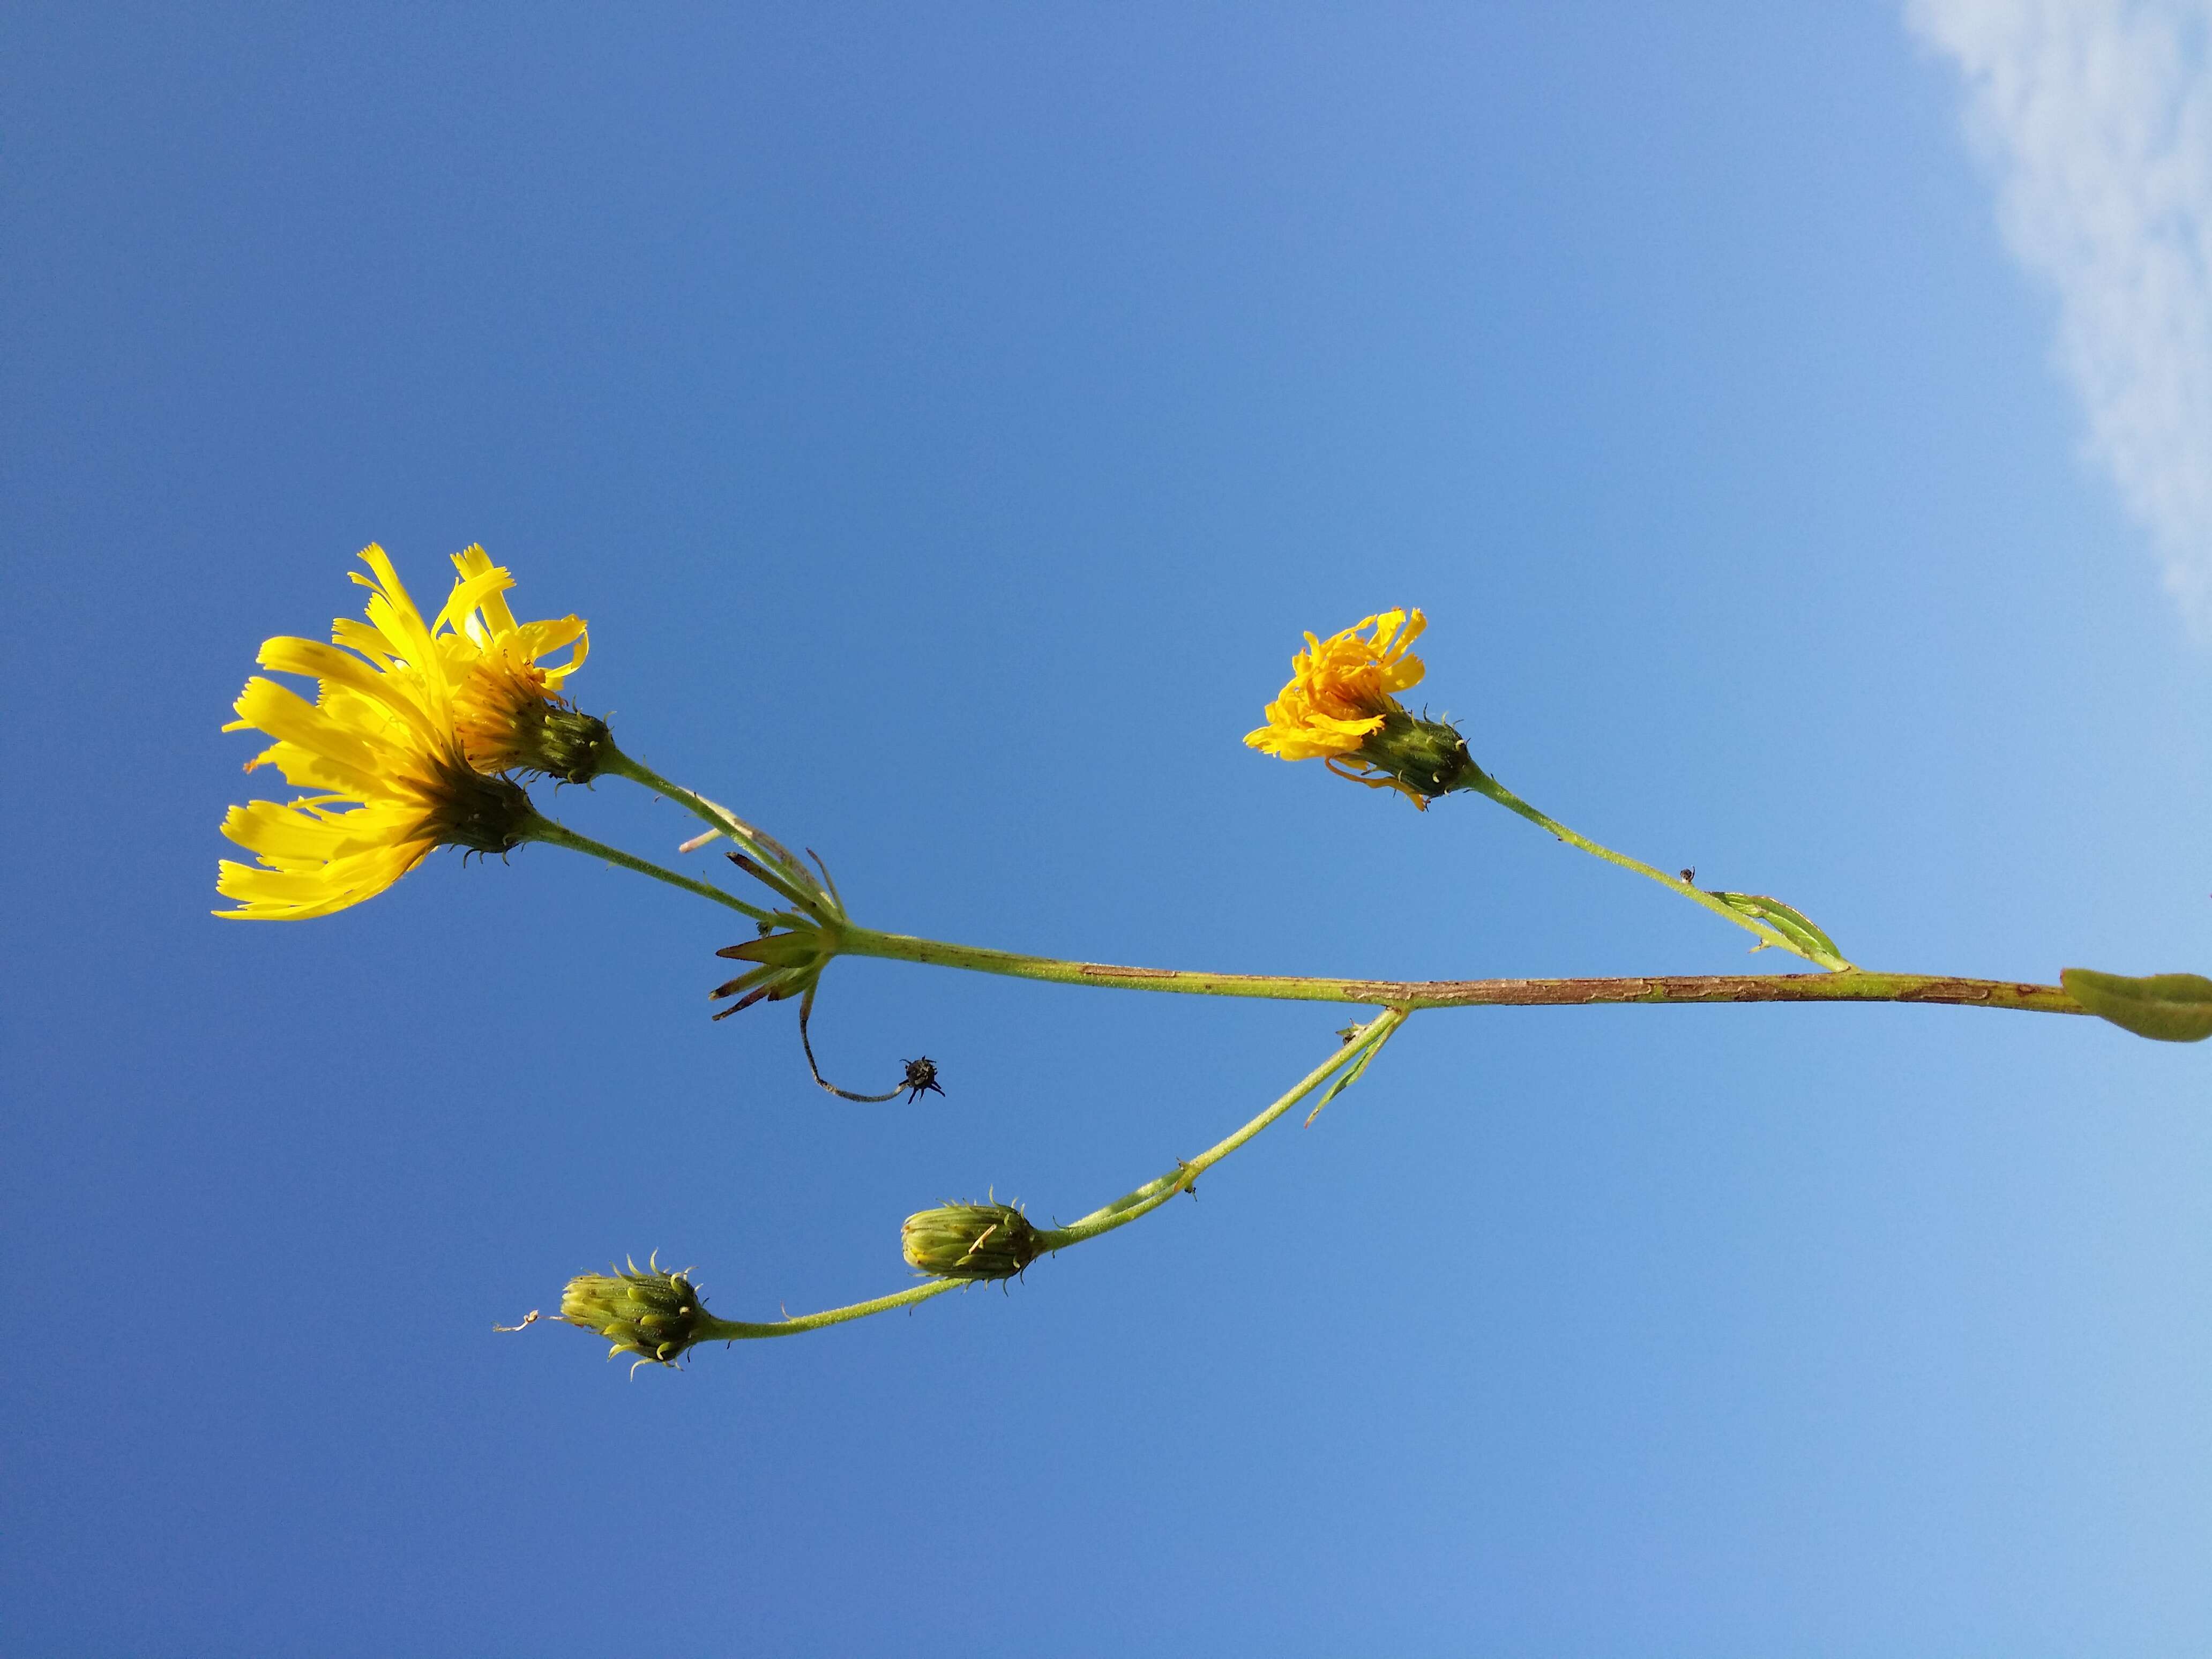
[525,816,774,923]
[595,744,734,839]
[838,925,2080,1016]
[602,755,1843,976]
[694,1278,963,1341]
[597,744,829,915]
[690,1011,1407,1341]
[1035,1008,1407,1250]
[1462,773,1850,970]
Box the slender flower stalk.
[524,816,776,923]
[539,1010,1409,1357]
[1244,607,1848,968]
[1030,1008,1409,1251]
[594,745,836,918]
[1460,772,1852,970]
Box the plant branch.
[836,926,2080,1017]
[1462,773,1851,970]
[690,1010,1409,1342]
[525,816,774,923]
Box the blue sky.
[6,4,2211,1653]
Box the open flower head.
[440,545,606,781]
[1245,608,1478,807]
[1245,608,1428,761]
[215,545,543,920]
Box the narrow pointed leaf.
[1712,892,1848,962]
[2060,968,2212,1043]
[1304,1021,1399,1126]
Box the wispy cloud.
[1907,0,2212,627]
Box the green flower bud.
[901,1202,1042,1281]
[561,1256,712,1368]
[1351,710,1484,803]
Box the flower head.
[560,1256,716,1370]
[901,1201,1043,1280]
[215,545,544,920]
[1246,608,1429,761]
[441,545,606,782]
[1244,608,1478,806]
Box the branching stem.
[837,926,2081,1017]
[691,1010,1409,1341]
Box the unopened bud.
[560,1255,712,1367]
[901,1202,1042,1281]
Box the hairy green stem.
[838,925,2080,1017]
[597,752,1846,975]
[693,1279,963,1341]
[596,744,825,913]
[540,793,2067,1017]
[1035,1008,1408,1250]
[598,745,744,842]
[526,816,773,923]
[692,1011,1407,1341]
[1463,773,1849,970]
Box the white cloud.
[1907,0,2212,627]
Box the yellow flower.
[214,545,542,920]
[1245,609,1428,760]
[1244,608,1479,808]
[441,545,599,779]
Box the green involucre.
[901,1202,1042,1281]
[561,1257,714,1366]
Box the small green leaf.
[1712,892,1848,963]
[1304,1020,1399,1126]
[2060,968,2212,1043]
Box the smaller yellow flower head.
[1245,608,1427,760]
[215,545,566,921]
[440,545,593,776]
[1245,608,1480,808]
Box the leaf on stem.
[1304,1018,1400,1126]
[2059,968,2212,1043]
[1711,892,1847,963]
